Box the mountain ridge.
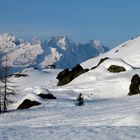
[0,33,109,70]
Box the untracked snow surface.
[1,36,140,139]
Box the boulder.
[38,93,56,99]
[128,74,140,96]
[17,99,41,109]
[56,68,72,85]
[107,65,126,73]
[57,64,89,86]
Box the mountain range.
[0,33,109,69]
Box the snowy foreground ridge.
[1,36,140,139]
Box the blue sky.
[0,0,140,48]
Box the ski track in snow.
[2,36,140,139]
[0,95,140,140]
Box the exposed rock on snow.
[57,64,89,86]
[32,86,57,99]
[17,93,42,109]
[13,73,28,78]
[128,74,140,96]
[91,57,110,69]
[38,93,56,99]
[17,99,41,109]
[107,65,126,73]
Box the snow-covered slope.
[0,33,109,69]
[1,36,140,140]
[82,36,140,69]
[56,36,140,98]
[1,66,140,140]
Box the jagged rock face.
[0,33,109,70]
[42,37,109,69]
[128,74,140,96]
[17,99,41,109]
[57,64,89,86]
[0,33,17,53]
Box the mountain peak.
[0,33,17,53]
[88,40,108,53]
[57,36,70,50]
[31,37,41,45]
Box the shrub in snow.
[57,64,89,86]
[38,93,56,99]
[107,65,126,73]
[17,99,41,109]
[128,74,140,96]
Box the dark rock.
[17,99,41,109]
[91,57,110,70]
[107,65,126,73]
[38,93,56,99]
[128,74,140,96]
[13,73,28,78]
[57,64,89,86]
[57,68,70,80]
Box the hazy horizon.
[0,0,140,48]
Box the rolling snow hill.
[1,36,140,140]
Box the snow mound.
[33,86,51,95]
[16,93,41,108]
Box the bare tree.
[0,54,16,113]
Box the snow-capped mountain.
[0,33,18,54]
[1,35,140,140]
[39,35,109,68]
[0,33,109,69]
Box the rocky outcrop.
[91,57,110,70]
[38,93,56,99]
[17,99,41,109]
[57,64,89,86]
[128,74,140,96]
[107,65,126,73]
